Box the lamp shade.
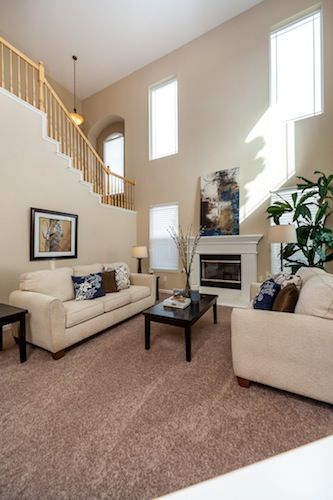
[132,246,148,259]
[268,225,297,244]
[69,111,84,126]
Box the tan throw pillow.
[295,272,333,319]
[272,283,299,313]
[103,262,130,290]
[101,271,118,293]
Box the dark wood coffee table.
[143,294,218,362]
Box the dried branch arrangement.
[168,225,201,295]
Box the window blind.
[149,203,179,271]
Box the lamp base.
[137,258,142,273]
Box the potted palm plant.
[266,171,333,272]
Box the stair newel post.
[38,62,45,112]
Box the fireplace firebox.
[200,254,241,290]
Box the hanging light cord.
[72,55,77,113]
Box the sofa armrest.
[9,290,66,353]
[130,273,156,299]
[231,308,333,404]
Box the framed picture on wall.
[30,208,78,261]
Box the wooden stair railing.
[0,36,135,210]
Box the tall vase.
[184,273,191,298]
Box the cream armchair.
[231,268,333,405]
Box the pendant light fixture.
[69,55,84,126]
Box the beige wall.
[82,0,333,289]
[47,74,82,115]
[0,90,136,302]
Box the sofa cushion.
[64,300,104,328]
[72,273,105,301]
[103,262,130,291]
[296,266,327,285]
[102,289,131,313]
[295,272,333,319]
[130,285,151,303]
[253,279,281,310]
[73,264,103,277]
[19,267,74,302]
[272,283,299,313]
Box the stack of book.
[163,295,191,310]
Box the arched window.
[103,133,124,178]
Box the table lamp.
[268,224,297,271]
[132,246,148,273]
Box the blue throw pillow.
[253,279,281,310]
[72,273,105,301]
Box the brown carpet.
[0,305,332,499]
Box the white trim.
[149,201,179,209]
[271,5,321,35]
[104,132,123,143]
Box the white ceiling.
[0,0,263,99]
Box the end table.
[0,304,28,363]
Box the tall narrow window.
[149,78,178,160]
[103,133,124,178]
[270,10,322,122]
[149,203,179,270]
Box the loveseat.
[9,263,156,359]
[231,267,333,405]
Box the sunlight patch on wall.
[240,106,295,223]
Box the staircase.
[0,36,135,210]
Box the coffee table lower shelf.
[143,294,218,362]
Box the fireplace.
[200,254,241,289]
[191,234,262,307]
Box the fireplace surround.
[191,235,263,307]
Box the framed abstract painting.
[30,208,78,261]
[200,168,240,236]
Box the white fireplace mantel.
[192,234,263,307]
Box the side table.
[0,303,28,363]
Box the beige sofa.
[231,267,333,405]
[9,263,156,359]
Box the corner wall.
[0,90,136,302]
[82,0,333,288]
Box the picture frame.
[30,208,78,261]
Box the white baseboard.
[159,288,173,295]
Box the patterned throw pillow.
[253,278,281,310]
[273,272,302,290]
[72,273,105,301]
[104,263,130,291]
